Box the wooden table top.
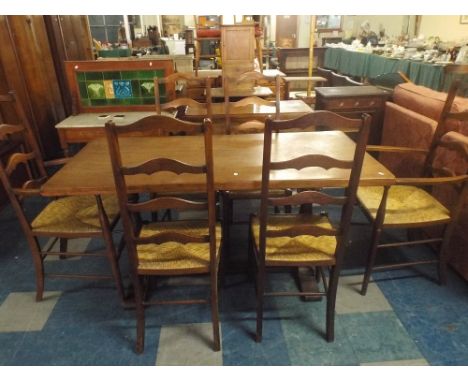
[185,99,312,119]
[55,111,174,129]
[42,131,395,197]
[211,86,273,99]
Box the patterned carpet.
[0,197,467,366]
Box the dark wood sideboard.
[314,86,391,145]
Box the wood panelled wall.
[0,15,93,158]
[0,15,92,208]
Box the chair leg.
[247,224,256,282]
[326,266,339,342]
[255,265,265,342]
[437,228,452,286]
[361,221,384,296]
[32,239,45,302]
[210,269,221,351]
[59,238,68,259]
[219,193,232,286]
[134,275,146,354]
[102,230,126,303]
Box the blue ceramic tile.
[281,303,359,365]
[221,310,291,365]
[339,311,423,364]
[112,80,133,98]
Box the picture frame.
[460,15,468,24]
[316,15,342,32]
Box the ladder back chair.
[358,79,468,295]
[154,72,213,123]
[104,115,221,354]
[223,70,280,135]
[0,123,125,303]
[250,110,371,342]
[221,71,290,275]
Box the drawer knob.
[339,102,344,107]
[370,101,375,106]
[354,101,360,106]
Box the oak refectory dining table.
[41,131,395,197]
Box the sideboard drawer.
[323,97,384,110]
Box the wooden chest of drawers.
[315,86,391,144]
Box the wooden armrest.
[395,175,467,186]
[366,145,429,155]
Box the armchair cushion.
[393,83,468,134]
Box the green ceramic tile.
[129,98,143,105]
[76,72,86,81]
[103,71,121,80]
[78,81,88,99]
[107,98,122,105]
[158,84,167,98]
[142,97,155,105]
[140,81,155,97]
[131,80,141,97]
[155,69,165,78]
[119,98,133,105]
[138,70,155,79]
[85,72,103,81]
[80,99,91,107]
[86,81,105,99]
[121,71,139,80]
[90,99,108,106]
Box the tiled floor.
[0,197,467,366]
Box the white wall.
[419,15,468,42]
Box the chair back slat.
[231,96,273,109]
[271,154,353,171]
[135,231,209,245]
[127,197,208,213]
[268,190,347,207]
[268,110,363,132]
[266,225,338,238]
[122,157,205,176]
[109,114,202,136]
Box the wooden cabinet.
[315,86,391,145]
[221,25,255,87]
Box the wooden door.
[276,16,297,48]
[221,25,255,86]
